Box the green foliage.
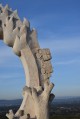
[50,115,80,119]
[0,115,7,119]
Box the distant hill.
[0,97,80,107]
[53,96,80,105]
[0,99,22,106]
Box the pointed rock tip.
[14,9,18,14]
[5,4,9,9]
[23,17,28,22]
[23,17,30,27]
[12,9,20,19]
[32,28,36,31]
[32,28,37,33]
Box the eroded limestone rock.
[0,4,54,119]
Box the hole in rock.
[0,41,25,113]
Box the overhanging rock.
[0,4,54,119]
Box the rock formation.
[0,4,55,119]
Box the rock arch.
[0,4,54,119]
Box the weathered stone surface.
[6,110,14,119]
[0,4,54,119]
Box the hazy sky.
[0,0,80,99]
